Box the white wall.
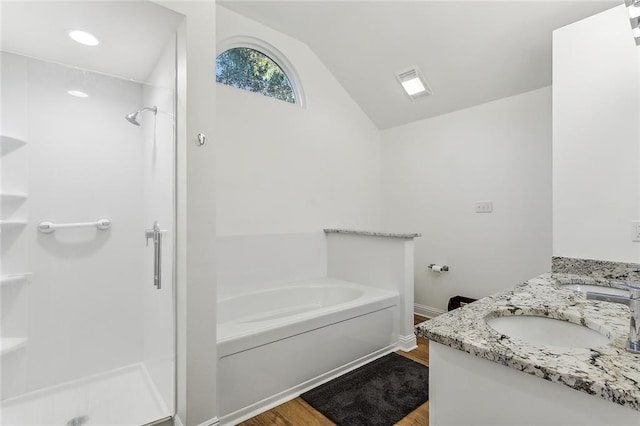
[381,88,553,314]
[553,5,640,264]
[0,53,146,396]
[215,5,381,237]
[158,2,218,425]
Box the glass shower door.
[140,34,178,423]
[0,2,182,424]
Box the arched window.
[216,46,298,105]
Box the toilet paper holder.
[428,264,449,272]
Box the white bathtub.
[217,278,400,424]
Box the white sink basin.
[486,315,610,348]
[562,283,628,297]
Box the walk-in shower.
[1,2,183,425]
[126,106,158,127]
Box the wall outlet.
[475,201,493,213]
[632,220,640,242]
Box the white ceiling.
[220,1,621,129]
[1,1,184,82]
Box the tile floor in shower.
[1,363,169,425]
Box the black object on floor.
[300,353,429,426]
[447,295,477,311]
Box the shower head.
[125,106,158,126]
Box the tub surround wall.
[216,230,419,349]
[325,230,419,351]
[553,5,640,264]
[216,233,327,297]
[216,230,417,299]
[419,272,640,424]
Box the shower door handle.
[145,221,163,290]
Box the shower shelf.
[0,135,27,154]
[1,273,32,288]
[1,193,28,203]
[0,338,27,356]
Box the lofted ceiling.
[1,1,183,83]
[220,1,622,129]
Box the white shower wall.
[28,54,144,393]
[1,52,148,398]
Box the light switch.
[475,201,493,213]
[632,220,640,242]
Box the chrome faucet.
[587,283,640,354]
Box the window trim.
[216,36,306,108]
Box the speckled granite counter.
[417,270,640,411]
[552,256,640,284]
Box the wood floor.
[238,315,431,426]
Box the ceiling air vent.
[396,66,433,100]
[626,0,640,46]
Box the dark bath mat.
[301,353,429,426]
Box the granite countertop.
[323,228,421,239]
[417,272,640,411]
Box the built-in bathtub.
[217,278,400,425]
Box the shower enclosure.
[0,2,183,424]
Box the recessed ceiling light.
[67,90,89,98]
[396,66,433,100]
[68,30,99,46]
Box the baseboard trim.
[397,333,417,352]
[174,415,218,426]
[414,303,445,319]
[196,417,220,426]
[143,416,173,426]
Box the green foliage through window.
[216,47,296,104]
